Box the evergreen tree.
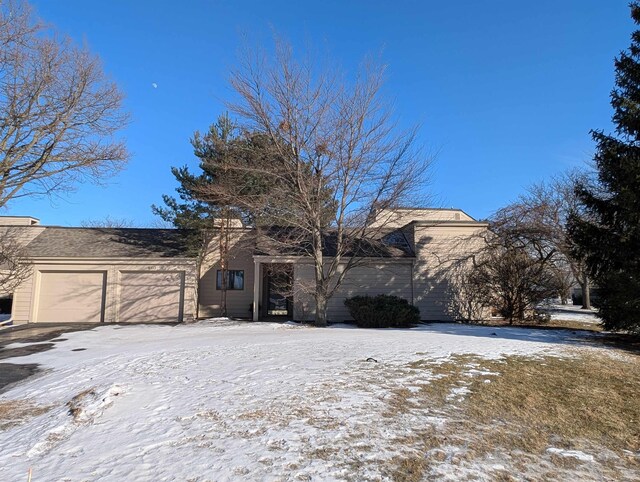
[568,2,640,331]
[152,114,248,316]
[152,115,240,251]
[153,114,336,316]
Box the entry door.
[263,265,293,317]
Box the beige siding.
[369,208,474,228]
[292,263,315,321]
[199,230,255,319]
[1,226,46,320]
[11,265,35,324]
[412,224,486,320]
[293,261,413,322]
[0,225,45,244]
[0,216,40,226]
[0,226,46,299]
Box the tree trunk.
[312,224,328,327]
[581,275,591,310]
[219,223,227,317]
[219,213,232,317]
[315,291,328,327]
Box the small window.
[216,270,244,290]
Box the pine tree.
[152,114,248,316]
[153,114,334,316]
[569,2,640,331]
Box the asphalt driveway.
[0,324,97,393]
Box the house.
[2,208,487,324]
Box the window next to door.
[216,270,244,290]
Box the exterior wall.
[0,226,46,299]
[292,260,413,322]
[0,225,45,244]
[411,224,487,321]
[12,258,197,324]
[198,229,255,319]
[369,208,474,229]
[11,265,35,323]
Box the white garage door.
[118,271,184,322]
[36,271,106,322]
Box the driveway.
[0,324,97,392]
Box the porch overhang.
[252,256,302,321]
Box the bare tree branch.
[0,0,129,207]
[0,225,32,296]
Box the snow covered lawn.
[543,304,602,325]
[0,321,637,481]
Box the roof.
[26,227,195,258]
[410,219,489,227]
[254,226,414,258]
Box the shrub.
[344,295,420,328]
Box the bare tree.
[440,170,594,323]
[491,170,593,309]
[81,216,135,228]
[465,236,562,323]
[0,226,32,297]
[438,223,560,324]
[0,0,129,207]
[212,40,430,326]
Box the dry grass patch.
[309,445,341,460]
[462,352,640,454]
[383,454,431,482]
[66,387,96,421]
[0,400,51,430]
[543,319,602,332]
[402,352,640,454]
[384,351,640,479]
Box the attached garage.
[35,271,106,322]
[11,227,198,324]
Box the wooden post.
[252,260,260,321]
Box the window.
[216,270,244,290]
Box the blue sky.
[4,0,633,225]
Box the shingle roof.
[26,227,194,258]
[254,226,414,258]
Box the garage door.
[36,271,106,322]
[118,271,184,322]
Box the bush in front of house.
[344,295,420,328]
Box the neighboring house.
[2,208,487,324]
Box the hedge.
[344,294,420,328]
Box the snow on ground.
[541,303,602,324]
[0,321,599,481]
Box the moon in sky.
[152,83,158,89]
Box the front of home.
[2,208,487,325]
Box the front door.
[262,264,293,318]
